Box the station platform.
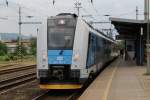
[79,58,150,100]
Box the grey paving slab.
[79,59,150,100]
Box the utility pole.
[5,0,8,7]
[145,0,150,74]
[145,0,149,20]
[17,7,42,62]
[74,1,82,16]
[18,6,22,62]
[136,6,138,20]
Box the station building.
[111,18,149,66]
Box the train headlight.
[58,19,66,25]
[42,54,47,61]
[73,54,80,61]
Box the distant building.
[4,40,31,54]
[0,33,32,53]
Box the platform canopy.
[110,18,149,40]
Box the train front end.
[38,14,82,89]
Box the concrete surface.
[79,58,150,100]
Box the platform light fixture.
[141,27,143,36]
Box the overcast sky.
[0,0,144,36]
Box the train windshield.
[47,18,76,49]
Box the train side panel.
[37,18,48,78]
[71,18,90,81]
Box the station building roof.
[110,18,149,40]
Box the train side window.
[95,37,103,63]
[86,33,96,68]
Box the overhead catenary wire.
[5,0,51,18]
[113,10,138,18]
[87,0,98,14]
[86,0,144,19]
[81,7,97,21]
[86,0,108,18]
[0,0,57,24]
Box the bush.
[30,37,36,56]
[0,42,8,56]
[0,54,18,61]
[14,45,27,56]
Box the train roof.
[83,19,116,43]
[57,13,77,17]
[47,13,116,43]
[48,13,77,19]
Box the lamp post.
[74,1,82,16]
[18,6,22,62]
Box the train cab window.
[47,18,77,50]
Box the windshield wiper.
[59,39,70,55]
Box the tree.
[0,42,7,56]
[15,44,27,56]
[30,37,36,56]
[14,37,27,56]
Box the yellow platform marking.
[39,84,82,89]
[102,60,120,100]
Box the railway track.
[0,65,36,75]
[0,65,37,94]
[0,63,18,68]
[32,90,78,100]
[32,58,118,100]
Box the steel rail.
[0,73,36,94]
[32,90,76,100]
[0,65,36,75]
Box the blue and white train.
[37,13,117,89]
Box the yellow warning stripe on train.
[39,84,82,89]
